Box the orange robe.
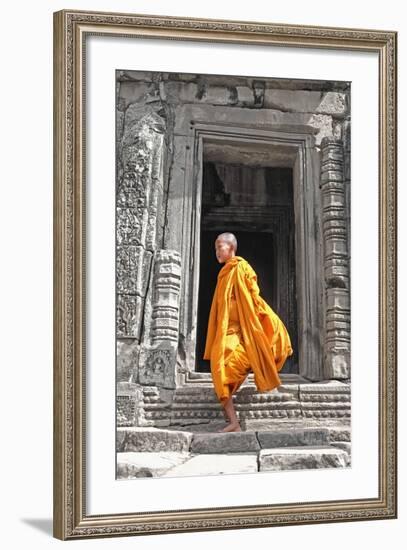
[203,255,293,403]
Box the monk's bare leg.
[221,407,229,422]
[219,396,241,432]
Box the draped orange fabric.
[203,255,294,403]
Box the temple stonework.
[116,72,351,429]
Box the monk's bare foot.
[218,422,242,432]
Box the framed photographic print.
[53,8,397,540]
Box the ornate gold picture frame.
[53,8,397,540]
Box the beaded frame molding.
[53,9,397,541]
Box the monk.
[203,232,294,432]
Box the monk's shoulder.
[238,258,256,278]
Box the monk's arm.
[244,264,264,313]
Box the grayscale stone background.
[115,71,351,436]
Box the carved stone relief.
[138,250,182,389]
[320,137,351,379]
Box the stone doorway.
[186,130,325,383]
[196,162,299,374]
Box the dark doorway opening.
[195,161,299,374]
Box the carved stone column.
[138,250,182,389]
[320,137,350,379]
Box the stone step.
[117,424,346,453]
[118,381,351,427]
[190,428,331,454]
[117,426,193,453]
[242,419,350,436]
[259,446,350,471]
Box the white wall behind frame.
[0,1,402,549]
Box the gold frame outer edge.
[53,9,397,541]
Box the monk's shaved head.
[216,232,238,253]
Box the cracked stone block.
[118,81,154,107]
[162,81,199,103]
[236,86,255,106]
[317,92,348,116]
[117,294,143,338]
[263,90,348,117]
[201,85,234,105]
[330,441,351,465]
[257,428,330,448]
[327,426,351,442]
[118,427,193,452]
[117,339,139,382]
[259,446,349,471]
[116,428,127,452]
